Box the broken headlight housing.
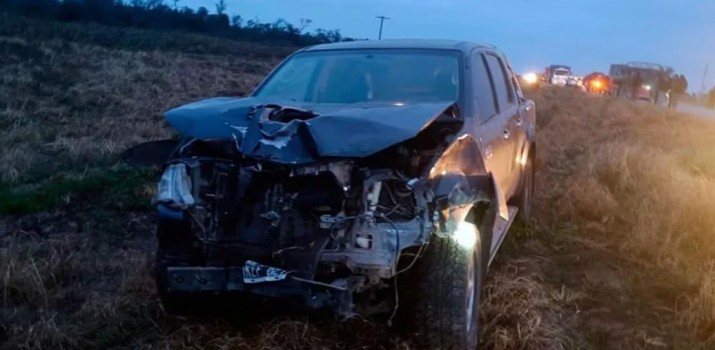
[153,163,195,209]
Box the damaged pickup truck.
[153,39,536,349]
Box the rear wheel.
[412,217,484,349]
[513,150,535,223]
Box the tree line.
[0,0,356,46]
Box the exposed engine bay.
[161,158,430,314]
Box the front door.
[470,51,511,200]
[483,53,521,199]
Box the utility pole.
[701,63,708,96]
[376,15,390,40]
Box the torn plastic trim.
[415,170,503,242]
[165,265,355,317]
[153,163,195,210]
[423,131,509,220]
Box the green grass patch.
[0,164,158,216]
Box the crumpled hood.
[164,96,455,163]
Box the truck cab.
[610,62,673,104]
[545,64,572,86]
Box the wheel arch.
[426,134,509,221]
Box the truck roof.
[626,62,665,71]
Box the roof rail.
[475,43,497,50]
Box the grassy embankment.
[3,13,715,349]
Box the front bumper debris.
[165,265,353,316]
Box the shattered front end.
[155,155,436,317]
[151,99,474,318]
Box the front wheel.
[412,219,484,349]
[154,219,213,317]
[155,246,208,316]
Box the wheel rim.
[466,251,475,332]
[523,161,534,215]
[464,222,479,339]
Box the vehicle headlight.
[154,163,195,208]
[452,220,477,249]
[643,84,652,91]
[523,72,538,85]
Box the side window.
[504,58,525,100]
[512,74,525,100]
[472,53,497,122]
[484,54,514,111]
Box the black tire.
[155,247,191,316]
[513,150,535,223]
[154,218,211,317]
[412,218,484,350]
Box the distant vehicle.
[565,75,579,87]
[153,39,537,350]
[518,72,541,91]
[565,75,586,92]
[583,72,612,95]
[610,62,673,105]
[544,65,571,86]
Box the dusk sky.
[184,0,715,92]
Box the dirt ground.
[3,19,715,350]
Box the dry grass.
[480,243,582,350]
[4,15,715,349]
[531,88,715,349]
[0,221,575,350]
[0,34,276,183]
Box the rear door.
[504,57,532,174]
[483,52,521,199]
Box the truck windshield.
[254,49,461,104]
[554,69,569,76]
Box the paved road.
[678,103,715,120]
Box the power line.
[376,15,390,40]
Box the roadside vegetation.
[2,11,715,350]
[0,0,352,46]
[531,88,715,349]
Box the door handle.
[503,129,510,139]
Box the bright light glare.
[643,84,652,91]
[452,220,477,249]
[592,80,603,88]
[523,72,538,84]
[517,152,528,166]
[393,102,405,106]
